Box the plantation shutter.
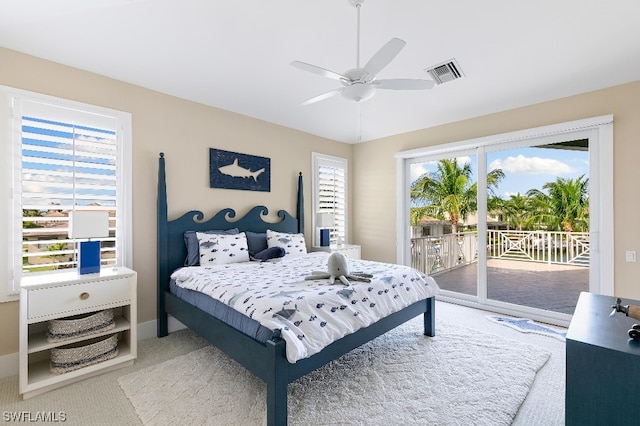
[16,99,119,275]
[313,154,347,245]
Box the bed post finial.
[157,152,169,337]
[297,172,304,234]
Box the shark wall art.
[209,148,270,192]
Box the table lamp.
[68,211,110,274]
[317,212,334,247]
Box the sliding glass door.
[484,141,590,315]
[409,152,478,299]
[398,116,613,326]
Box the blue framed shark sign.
[209,148,271,192]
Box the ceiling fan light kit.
[342,83,376,102]
[291,0,435,105]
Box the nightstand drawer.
[27,277,131,321]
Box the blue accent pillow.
[184,228,239,266]
[251,246,285,262]
[245,231,268,256]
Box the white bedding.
[171,252,440,363]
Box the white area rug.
[118,318,550,426]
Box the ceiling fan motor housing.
[343,68,369,83]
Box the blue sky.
[410,146,589,199]
[22,116,117,208]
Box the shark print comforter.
[171,252,440,363]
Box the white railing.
[411,230,589,275]
[411,232,478,274]
[487,230,590,266]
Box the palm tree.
[411,158,504,234]
[526,175,589,232]
[410,206,430,227]
[499,193,533,231]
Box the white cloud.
[410,163,429,181]
[456,155,472,165]
[489,154,573,175]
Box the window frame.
[1,86,132,301]
[311,152,348,247]
[395,115,613,326]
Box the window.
[2,88,132,297]
[312,153,347,246]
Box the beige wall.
[2,45,639,357]
[353,80,640,300]
[0,48,351,356]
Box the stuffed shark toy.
[305,252,373,286]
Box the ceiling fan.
[291,0,435,105]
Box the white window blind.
[312,153,347,246]
[7,95,131,292]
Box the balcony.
[411,230,589,314]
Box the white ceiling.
[1,0,640,143]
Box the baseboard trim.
[0,317,187,379]
[136,317,186,341]
[0,352,18,379]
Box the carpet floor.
[0,301,567,425]
[118,319,549,425]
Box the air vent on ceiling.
[424,59,464,85]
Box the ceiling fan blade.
[291,61,348,82]
[300,88,343,106]
[363,38,406,77]
[375,79,435,90]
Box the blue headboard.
[157,152,304,295]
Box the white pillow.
[266,230,307,258]
[197,232,250,265]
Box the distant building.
[413,213,506,238]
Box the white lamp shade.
[68,211,110,239]
[316,212,334,228]
[341,83,376,103]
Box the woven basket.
[47,309,115,343]
[50,334,119,375]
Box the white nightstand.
[19,267,137,399]
[311,244,361,260]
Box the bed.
[156,153,439,425]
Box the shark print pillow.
[266,229,307,258]
[197,232,250,265]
